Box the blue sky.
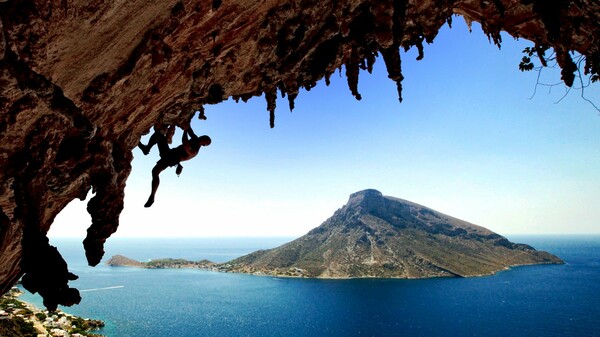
[50,19,600,238]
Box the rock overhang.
[0,0,598,308]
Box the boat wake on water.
[80,286,125,292]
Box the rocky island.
[109,190,563,279]
[227,190,563,278]
[107,255,218,270]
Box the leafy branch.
[519,45,599,113]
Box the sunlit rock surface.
[0,0,598,307]
[228,189,563,278]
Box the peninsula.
[108,190,563,279]
[107,255,218,270]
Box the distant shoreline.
[106,254,563,280]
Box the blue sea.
[19,236,600,337]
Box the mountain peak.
[346,189,385,214]
[349,189,383,199]
[229,190,563,278]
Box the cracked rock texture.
[0,0,598,308]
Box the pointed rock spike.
[265,90,277,128]
[381,44,404,103]
[366,51,376,73]
[277,82,287,98]
[345,48,362,101]
[396,79,403,103]
[288,93,297,112]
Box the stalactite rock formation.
[0,0,598,308]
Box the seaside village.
[0,287,104,337]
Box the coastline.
[221,260,564,280]
[106,254,564,280]
[1,287,105,337]
[17,236,595,337]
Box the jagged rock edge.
[0,0,597,308]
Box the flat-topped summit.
[342,189,496,236]
[227,190,563,278]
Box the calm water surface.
[19,236,600,337]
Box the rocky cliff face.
[0,0,597,308]
[229,189,563,278]
[105,255,144,268]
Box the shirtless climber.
[138,124,211,207]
